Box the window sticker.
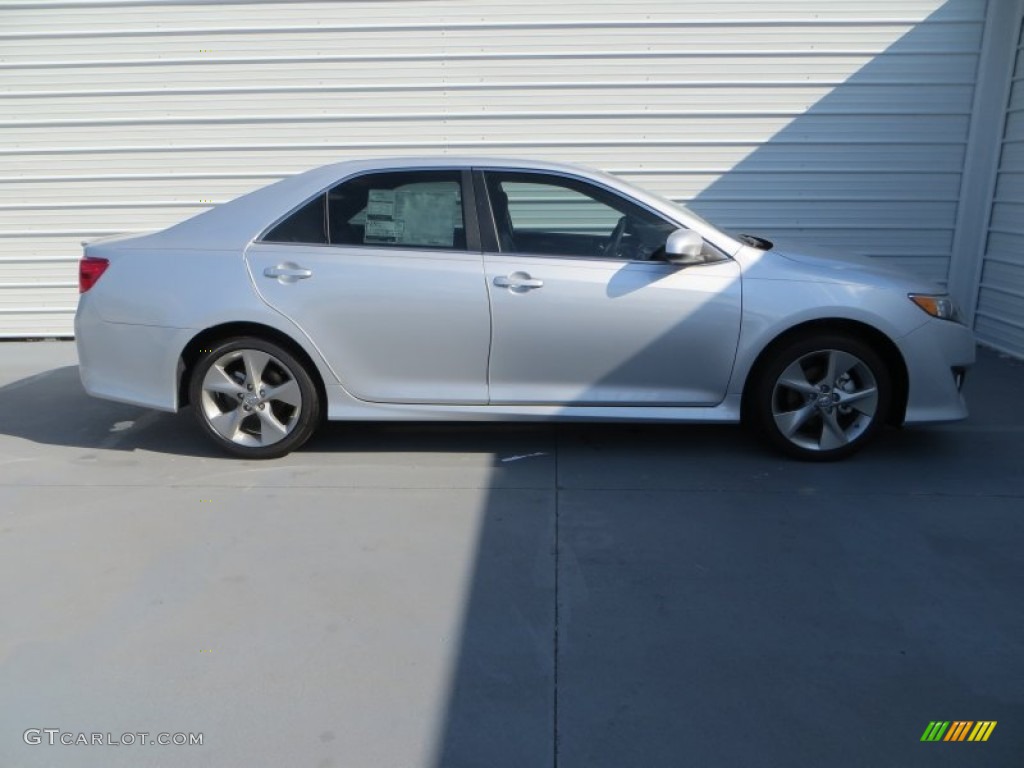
[363,185,460,247]
[367,189,396,219]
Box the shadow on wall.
[431,4,997,768]
[674,0,980,287]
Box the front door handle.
[263,263,313,282]
[494,272,543,291]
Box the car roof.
[134,157,606,250]
[118,156,729,253]
[317,155,605,174]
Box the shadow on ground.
[0,360,977,468]
[1,348,1022,767]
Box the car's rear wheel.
[189,337,320,459]
[750,334,891,461]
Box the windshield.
[596,170,772,250]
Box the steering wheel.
[602,216,627,258]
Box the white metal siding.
[0,0,987,336]
[975,15,1024,355]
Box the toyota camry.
[75,157,975,460]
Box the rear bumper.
[899,318,975,424]
[75,297,193,412]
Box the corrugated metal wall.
[975,13,1024,355]
[0,0,987,337]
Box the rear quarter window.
[262,194,327,244]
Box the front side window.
[329,170,466,250]
[483,171,677,261]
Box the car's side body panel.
[484,255,742,405]
[245,242,491,404]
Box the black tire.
[188,336,321,459]
[748,334,892,461]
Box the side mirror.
[664,228,705,265]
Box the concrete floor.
[0,340,1022,767]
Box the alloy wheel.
[199,348,303,448]
[770,348,879,452]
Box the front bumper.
[898,318,975,424]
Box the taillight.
[79,256,109,293]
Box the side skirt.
[324,385,742,424]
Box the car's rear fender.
[76,246,339,412]
[175,320,332,411]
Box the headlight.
[908,293,963,323]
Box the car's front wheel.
[750,334,892,461]
[189,337,320,459]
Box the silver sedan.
[75,157,975,460]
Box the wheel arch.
[178,321,328,411]
[739,318,909,426]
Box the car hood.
[758,239,942,293]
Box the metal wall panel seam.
[1,81,980,98]
[0,19,984,42]
[0,140,972,155]
[0,50,986,70]
[0,110,976,128]
[975,309,1024,331]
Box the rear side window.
[328,170,466,250]
[262,194,327,244]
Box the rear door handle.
[494,272,543,291]
[263,263,312,282]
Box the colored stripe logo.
[920,721,997,742]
